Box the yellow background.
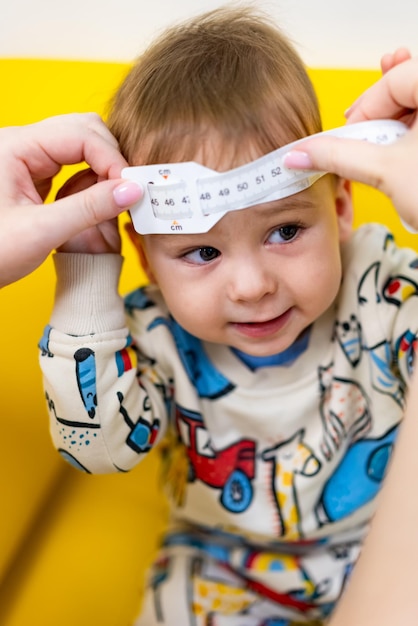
[0,59,415,625]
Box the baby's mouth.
[231,309,292,338]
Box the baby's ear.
[56,168,97,200]
[124,221,156,283]
[335,178,353,243]
[124,220,141,250]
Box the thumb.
[39,178,143,247]
[283,135,389,188]
[0,179,143,287]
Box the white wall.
[1,0,417,68]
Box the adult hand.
[346,47,414,124]
[56,168,122,255]
[283,51,418,230]
[0,113,142,287]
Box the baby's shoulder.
[348,223,392,253]
[343,223,417,271]
[123,284,170,330]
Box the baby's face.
[140,172,353,356]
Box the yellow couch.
[0,59,415,626]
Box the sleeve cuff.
[49,253,126,335]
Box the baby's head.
[108,7,353,356]
[108,6,322,169]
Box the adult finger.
[43,178,143,242]
[380,48,412,75]
[30,113,128,179]
[283,134,399,192]
[346,57,418,124]
[0,178,142,287]
[0,114,129,204]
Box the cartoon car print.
[175,405,256,513]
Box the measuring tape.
[122,119,407,235]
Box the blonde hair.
[108,6,322,167]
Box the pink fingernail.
[113,181,143,207]
[283,150,313,169]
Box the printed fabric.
[39,224,418,624]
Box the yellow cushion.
[0,59,415,626]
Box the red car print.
[175,405,256,513]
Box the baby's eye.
[184,246,221,264]
[268,224,300,244]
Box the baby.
[39,7,418,625]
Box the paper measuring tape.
[122,119,407,235]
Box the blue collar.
[231,327,311,371]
